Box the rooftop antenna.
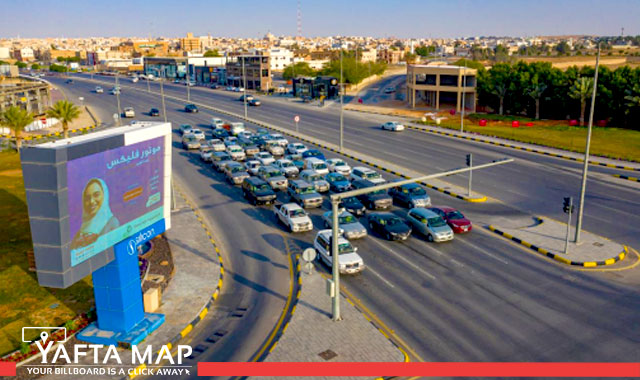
[297,0,302,40]
[621,27,624,38]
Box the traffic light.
[563,197,571,213]
[466,154,471,166]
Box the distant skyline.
[1,0,639,39]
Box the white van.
[230,122,245,136]
[304,157,329,175]
[313,230,364,274]
[211,118,224,129]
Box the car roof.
[245,176,266,185]
[317,230,349,244]
[431,206,456,213]
[351,179,378,188]
[408,208,439,218]
[305,157,324,162]
[282,202,303,210]
[396,182,422,189]
[370,212,397,219]
[226,161,243,168]
[353,166,375,172]
[300,169,321,176]
[290,179,311,187]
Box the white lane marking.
[366,267,396,288]
[369,238,437,280]
[455,236,509,265]
[411,239,464,267]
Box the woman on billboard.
[71,178,120,249]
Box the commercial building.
[405,64,476,112]
[0,77,51,115]
[117,41,170,57]
[180,33,201,52]
[268,48,294,71]
[359,48,377,63]
[13,48,35,62]
[377,49,403,64]
[226,55,271,91]
[144,57,188,79]
[292,76,339,99]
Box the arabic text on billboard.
[67,137,165,266]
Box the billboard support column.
[76,220,166,347]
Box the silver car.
[299,170,330,193]
[321,209,367,240]
[274,159,299,178]
[258,166,288,191]
[225,162,251,185]
[405,208,453,243]
[244,160,262,176]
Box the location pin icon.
[40,331,48,343]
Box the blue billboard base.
[77,313,165,347]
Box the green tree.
[415,46,435,57]
[1,106,33,151]
[15,61,27,68]
[404,52,418,64]
[528,75,548,119]
[487,63,513,115]
[203,49,220,57]
[555,41,571,55]
[568,77,594,126]
[320,55,387,85]
[31,63,41,70]
[625,84,640,111]
[46,100,81,139]
[283,62,318,80]
[49,63,68,72]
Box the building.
[268,48,293,71]
[41,49,77,63]
[225,55,271,91]
[0,47,10,60]
[293,58,329,70]
[359,48,377,63]
[292,76,339,99]
[377,49,403,64]
[0,77,51,115]
[0,64,19,77]
[144,57,188,78]
[13,48,35,62]
[180,33,201,52]
[405,64,476,112]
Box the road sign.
[294,115,300,123]
[302,248,316,262]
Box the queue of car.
[182,119,474,275]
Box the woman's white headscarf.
[79,178,114,235]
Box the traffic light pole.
[467,153,473,197]
[564,197,573,254]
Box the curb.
[0,125,97,141]
[72,77,488,204]
[406,124,640,172]
[613,174,639,182]
[128,186,224,379]
[487,225,628,267]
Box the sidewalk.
[487,215,628,267]
[35,189,221,379]
[251,267,405,380]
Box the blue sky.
[1,0,639,38]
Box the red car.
[428,206,472,233]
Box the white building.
[293,58,329,70]
[0,47,10,59]
[268,48,293,71]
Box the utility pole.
[147,75,151,93]
[466,153,472,196]
[331,199,341,321]
[575,43,600,243]
[186,63,191,101]
[339,49,344,152]
[115,74,122,126]
[460,60,466,133]
[242,56,248,119]
[160,79,167,123]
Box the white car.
[123,107,135,118]
[313,230,365,274]
[265,141,284,156]
[95,86,104,93]
[273,203,313,233]
[273,159,299,178]
[199,146,213,162]
[191,129,206,140]
[226,145,246,161]
[204,139,226,152]
[229,122,246,136]
[381,121,405,132]
[350,166,385,185]
[303,157,329,175]
[326,158,352,176]
[244,160,262,176]
[270,134,289,147]
[211,118,225,129]
[254,151,275,166]
[132,77,139,83]
[287,143,308,155]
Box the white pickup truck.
[273,203,313,233]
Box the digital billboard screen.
[66,136,165,266]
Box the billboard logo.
[126,227,156,255]
[22,327,68,343]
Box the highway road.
[47,75,640,368]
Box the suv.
[299,170,329,193]
[287,179,323,208]
[182,134,201,150]
[226,145,246,161]
[389,182,431,208]
[304,157,329,175]
[211,151,234,172]
[242,177,277,205]
[406,208,454,243]
[321,209,367,240]
[351,179,392,210]
[258,166,288,191]
[350,166,385,184]
[313,230,365,274]
[273,159,299,178]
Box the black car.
[149,108,160,116]
[185,104,199,113]
[210,84,219,89]
[238,94,254,102]
[248,98,261,106]
[351,179,393,210]
[367,212,412,241]
[212,128,229,139]
[65,79,73,84]
[339,196,366,216]
[242,177,277,206]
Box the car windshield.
[259,153,271,158]
[184,137,196,142]
[299,186,316,194]
[343,197,359,205]
[265,170,282,178]
[369,189,386,195]
[306,151,320,157]
[314,163,328,170]
[230,166,245,173]
[387,217,403,226]
[280,161,293,167]
[365,172,381,179]
[330,174,347,182]
[339,215,356,224]
[253,184,271,192]
[338,242,355,255]
[446,211,465,220]
[290,209,306,217]
[410,187,427,195]
[428,217,447,227]
[231,147,242,152]
[334,161,347,167]
[308,174,323,182]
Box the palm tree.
[46,100,80,139]
[568,77,594,126]
[1,106,33,151]
[528,76,547,120]
[491,83,508,115]
[624,84,640,112]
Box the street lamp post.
[339,49,344,152]
[575,43,601,243]
[160,78,167,123]
[115,74,122,126]
[460,60,466,133]
[186,63,191,101]
[242,56,248,119]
